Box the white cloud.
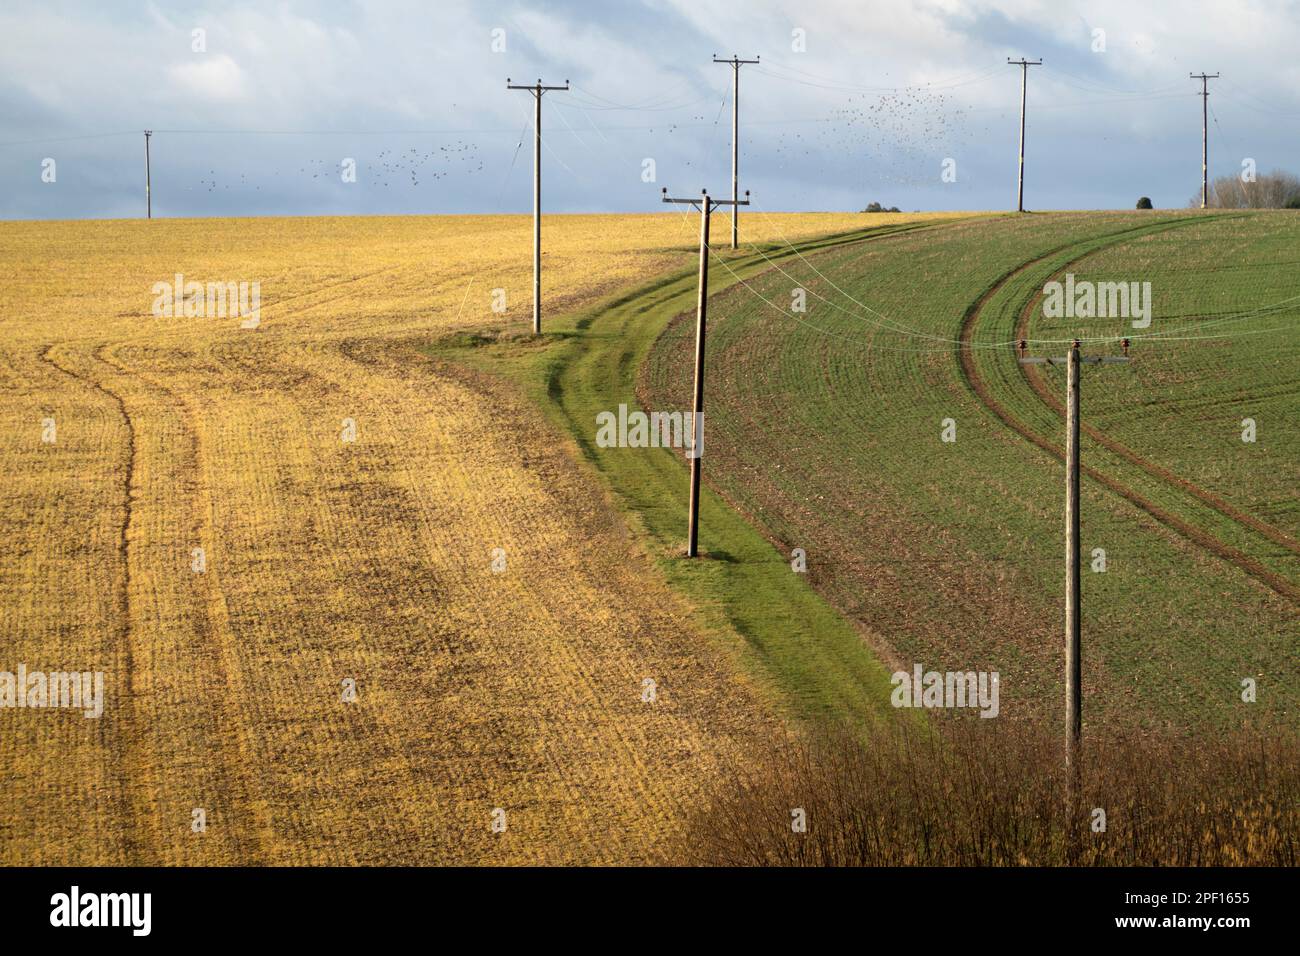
[168,53,249,102]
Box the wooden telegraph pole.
[1064,343,1081,758]
[506,78,569,334]
[712,55,759,249]
[144,130,152,219]
[1018,337,1131,769]
[1190,73,1219,209]
[662,187,750,557]
[1007,58,1041,213]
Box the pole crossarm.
[1019,356,1131,366]
[661,187,751,213]
[1017,337,1131,366]
[506,79,571,93]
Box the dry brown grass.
[680,720,1299,866]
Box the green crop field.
[640,210,1298,732]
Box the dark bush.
[678,720,1298,866]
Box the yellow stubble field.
[0,210,936,864]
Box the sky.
[2,0,1299,219]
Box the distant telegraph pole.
[1007,58,1041,213]
[1190,73,1220,208]
[506,77,569,334]
[143,130,152,219]
[712,55,759,249]
[662,187,750,557]
[1018,337,1131,769]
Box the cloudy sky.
[3,0,1298,219]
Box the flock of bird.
[373,142,483,187]
[774,87,981,188]
[190,141,484,193]
[182,82,987,197]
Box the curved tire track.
[97,342,274,864]
[37,342,160,865]
[1013,256,1300,558]
[957,222,1300,603]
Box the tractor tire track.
[256,266,406,326]
[210,337,451,862]
[315,334,671,861]
[37,342,161,865]
[1014,260,1300,557]
[957,224,1300,603]
[332,336,675,850]
[97,342,274,864]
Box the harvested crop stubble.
[1,212,895,864]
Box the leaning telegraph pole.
[506,77,569,334]
[1018,337,1130,771]
[143,130,152,219]
[1007,58,1041,213]
[662,187,750,557]
[1190,73,1219,208]
[712,55,759,249]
